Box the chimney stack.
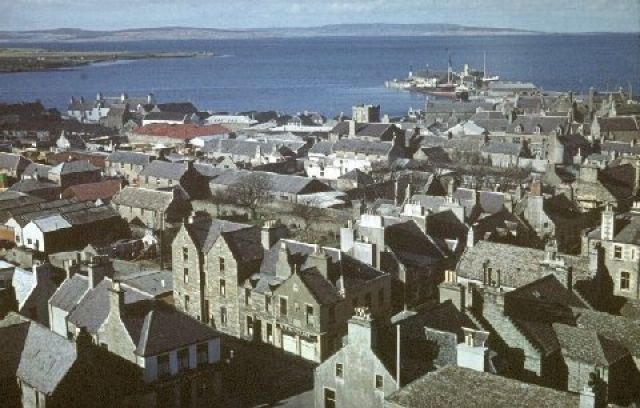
[87,255,109,289]
[261,220,286,251]
[109,281,125,317]
[348,308,376,349]
[305,245,332,280]
[349,120,357,137]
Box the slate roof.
[203,139,295,158]
[139,160,188,180]
[553,323,629,366]
[0,152,29,171]
[425,101,495,114]
[598,116,639,132]
[507,115,567,135]
[22,162,53,179]
[456,241,588,288]
[480,142,523,155]
[33,214,72,232]
[62,179,122,202]
[453,188,505,217]
[68,278,151,334]
[134,305,218,357]
[185,218,257,254]
[16,320,77,395]
[107,151,153,166]
[384,221,449,269]
[144,112,188,122]
[573,307,640,358]
[8,179,60,196]
[386,365,578,408]
[49,160,99,175]
[154,102,198,115]
[309,141,334,156]
[11,266,35,309]
[512,319,560,355]
[49,274,90,313]
[210,170,332,195]
[395,300,477,341]
[333,138,395,156]
[111,186,176,212]
[602,141,640,155]
[338,168,374,184]
[331,122,397,138]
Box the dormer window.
[534,125,542,134]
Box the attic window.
[335,363,343,378]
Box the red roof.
[132,124,230,140]
[61,179,122,201]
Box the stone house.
[47,160,102,190]
[111,186,192,229]
[582,203,640,301]
[591,116,640,142]
[341,214,451,312]
[201,139,300,168]
[329,121,405,143]
[139,160,210,199]
[244,239,391,362]
[305,138,406,181]
[208,169,334,204]
[0,152,31,187]
[314,311,398,408]
[516,191,599,253]
[0,312,144,408]
[105,151,154,183]
[172,218,392,362]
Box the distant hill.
[0,24,537,42]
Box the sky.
[1,0,639,33]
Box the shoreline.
[0,49,214,73]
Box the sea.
[0,34,638,118]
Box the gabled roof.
[384,220,449,268]
[32,214,72,232]
[184,218,257,254]
[331,122,398,138]
[134,305,218,357]
[68,278,151,334]
[133,124,230,141]
[553,323,629,366]
[139,160,189,180]
[22,162,52,179]
[338,168,374,184]
[210,170,332,195]
[62,179,122,202]
[0,152,29,172]
[17,320,77,395]
[49,160,98,176]
[111,186,177,212]
[154,102,198,115]
[107,151,153,166]
[333,138,394,156]
[573,307,640,358]
[597,116,639,132]
[144,112,188,122]
[386,365,578,408]
[49,274,90,312]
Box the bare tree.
[226,173,273,220]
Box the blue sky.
[1,0,639,32]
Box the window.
[178,348,190,370]
[246,316,253,336]
[196,343,209,366]
[219,257,225,273]
[279,297,288,317]
[245,288,252,306]
[632,248,637,260]
[158,354,170,378]
[324,388,336,408]
[306,304,314,325]
[203,300,210,324]
[614,246,623,259]
[183,247,189,261]
[375,374,384,389]
[265,294,272,312]
[378,288,384,307]
[621,271,631,290]
[220,307,227,326]
[335,363,343,378]
[220,279,226,296]
[184,295,190,312]
[183,268,189,284]
[267,323,273,343]
[27,238,32,245]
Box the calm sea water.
[0,35,638,117]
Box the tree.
[226,173,273,219]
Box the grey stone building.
[139,160,210,200]
[172,217,392,362]
[583,203,640,301]
[105,151,154,183]
[111,186,192,229]
[314,310,398,408]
